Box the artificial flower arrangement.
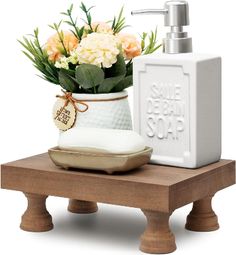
[19,2,161,94]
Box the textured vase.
[72,90,132,130]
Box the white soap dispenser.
[132,1,221,168]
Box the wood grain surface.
[1,154,235,254]
[20,192,53,232]
[1,153,235,213]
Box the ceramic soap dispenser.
[132,0,221,168]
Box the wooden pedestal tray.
[1,154,235,254]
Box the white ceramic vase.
[72,90,132,130]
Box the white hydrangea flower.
[76,33,120,68]
[67,50,79,65]
[55,51,79,69]
[55,56,69,70]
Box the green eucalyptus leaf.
[106,53,126,77]
[59,69,77,92]
[75,64,104,89]
[98,75,124,93]
[112,75,133,92]
[126,62,133,76]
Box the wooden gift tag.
[53,98,76,131]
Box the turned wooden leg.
[20,193,53,232]
[140,210,176,254]
[185,195,219,232]
[68,199,98,214]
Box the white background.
[0,0,235,254]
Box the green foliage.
[75,64,104,93]
[61,4,85,40]
[59,69,77,92]
[112,75,133,92]
[73,58,132,94]
[111,6,129,34]
[18,28,59,84]
[105,53,126,77]
[141,28,162,55]
[18,2,161,94]
[48,21,69,56]
[98,75,124,93]
[80,2,95,32]
[125,60,133,76]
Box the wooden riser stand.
[1,154,235,254]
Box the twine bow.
[54,90,89,120]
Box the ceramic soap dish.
[48,146,153,174]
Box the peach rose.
[117,33,141,60]
[84,22,113,35]
[45,31,79,62]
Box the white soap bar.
[58,127,146,154]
